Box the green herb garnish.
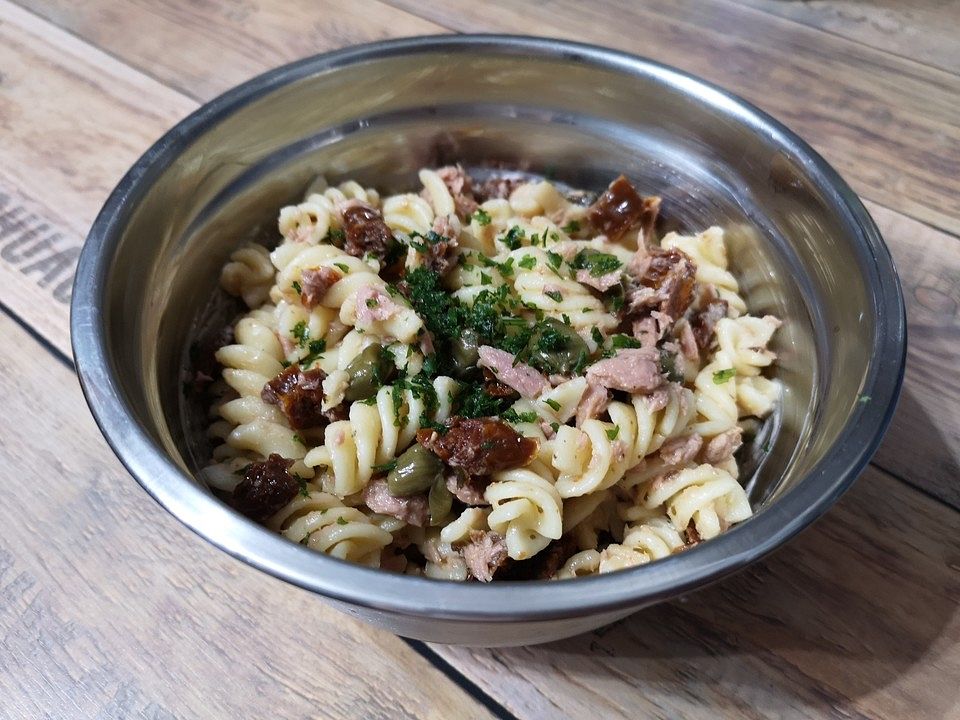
[606,425,620,441]
[571,249,622,278]
[472,208,492,226]
[713,368,736,384]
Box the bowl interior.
[76,38,901,629]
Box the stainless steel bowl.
[71,36,906,646]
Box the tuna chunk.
[436,165,479,217]
[477,346,549,398]
[625,247,697,326]
[576,381,610,427]
[701,428,743,464]
[576,268,622,292]
[659,434,704,466]
[586,348,664,393]
[299,266,342,309]
[691,290,729,351]
[446,472,490,505]
[462,530,508,582]
[355,285,401,323]
[362,479,429,527]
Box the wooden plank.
[378,0,960,238]
[0,0,194,351]
[15,0,447,100]
[0,0,957,506]
[431,464,960,720]
[733,0,960,75]
[0,309,496,719]
[865,201,960,507]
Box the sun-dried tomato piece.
[341,201,393,261]
[261,365,327,429]
[233,454,298,520]
[416,417,538,477]
[587,175,656,242]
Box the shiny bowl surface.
[71,35,905,646]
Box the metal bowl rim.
[70,34,906,622]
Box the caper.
[428,476,453,526]
[530,318,590,374]
[450,328,480,377]
[386,444,444,497]
[344,344,396,402]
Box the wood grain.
[380,0,960,238]
[734,0,960,74]
[0,0,194,350]
[431,464,960,719]
[0,311,495,718]
[0,0,957,507]
[16,0,447,101]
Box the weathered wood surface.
[3,0,959,507]
[381,0,960,238]
[435,465,960,719]
[1,1,959,717]
[0,310,496,720]
[735,0,960,74]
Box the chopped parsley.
[713,368,736,384]
[291,280,302,294]
[456,382,512,418]
[518,255,537,270]
[479,271,493,285]
[472,208,492,226]
[606,425,620,441]
[502,226,524,250]
[292,433,305,445]
[326,228,346,245]
[291,321,310,347]
[561,220,581,234]
[611,334,644,350]
[590,327,604,345]
[301,338,326,368]
[546,250,563,271]
[544,289,563,303]
[297,477,310,498]
[366,297,379,308]
[571,249,622,278]
[333,262,350,273]
[336,516,348,526]
[544,398,561,412]
[501,409,538,424]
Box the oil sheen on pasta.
[200,167,781,582]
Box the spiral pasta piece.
[267,488,392,566]
[220,243,274,308]
[552,386,696,498]
[511,247,617,333]
[213,308,310,473]
[642,464,752,540]
[303,376,459,497]
[485,468,563,560]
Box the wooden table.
[1,1,957,717]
